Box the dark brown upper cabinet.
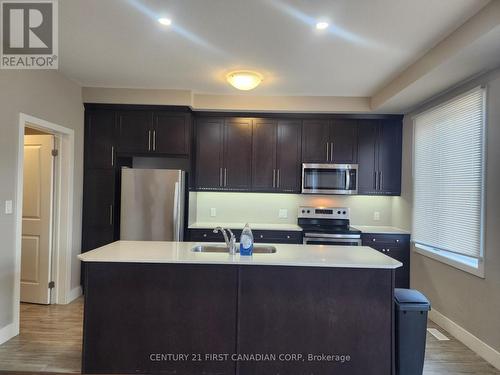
[223,118,253,190]
[117,110,190,156]
[252,119,302,192]
[195,118,224,190]
[301,119,330,163]
[153,112,191,155]
[195,117,252,191]
[330,119,358,163]
[85,110,116,169]
[357,119,402,195]
[302,119,357,164]
[117,111,153,153]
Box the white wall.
[0,70,83,331]
[193,192,395,226]
[393,66,500,352]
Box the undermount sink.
[191,245,277,254]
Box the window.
[412,87,485,276]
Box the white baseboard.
[0,322,18,346]
[430,308,500,371]
[66,286,82,304]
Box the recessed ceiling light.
[316,21,329,30]
[158,17,172,26]
[226,70,263,91]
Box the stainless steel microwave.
[302,163,358,195]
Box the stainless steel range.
[298,206,361,246]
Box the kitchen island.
[78,241,401,375]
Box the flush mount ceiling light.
[226,70,263,91]
[158,17,172,26]
[315,21,329,30]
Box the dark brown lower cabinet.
[83,263,238,375]
[82,262,395,375]
[362,233,410,288]
[81,169,115,251]
[187,228,302,244]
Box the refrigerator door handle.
[173,182,180,241]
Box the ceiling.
[60,0,490,101]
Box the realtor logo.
[1,0,58,69]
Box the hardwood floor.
[0,298,83,374]
[424,321,500,375]
[0,298,498,374]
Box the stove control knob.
[307,210,310,213]
[342,211,346,215]
[337,210,341,214]
[301,209,305,213]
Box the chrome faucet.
[213,227,237,255]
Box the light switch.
[373,211,380,221]
[210,208,217,217]
[5,200,13,214]
[278,209,288,218]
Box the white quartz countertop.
[78,241,402,269]
[188,222,303,231]
[351,225,411,235]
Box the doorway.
[11,113,76,341]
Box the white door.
[21,134,54,304]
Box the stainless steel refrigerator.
[120,168,185,241]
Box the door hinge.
[51,149,58,157]
[48,281,55,289]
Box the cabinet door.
[82,169,115,251]
[153,112,191,155]
[85,110,116,169]
[301,119,330,163]
[195,118,224,190]
[117,111,153,153]
[330,119,357,163]
[223,118,252,190]
[252,119,277,191]
[276,120,302,192]
[357,120,379,194]
[378,120,402,195]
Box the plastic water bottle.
[239,223,254,256]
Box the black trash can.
[394,288,431,375]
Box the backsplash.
[190,192,395,226]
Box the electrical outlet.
[5,200,13,215]
[278,209,288,218]
[210,208,217,217]
[373,211,381,221]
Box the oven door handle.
[303,237,362,245]
[304,233,361,239]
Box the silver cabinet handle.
[203,233,207,238]
[152,130,156,151]
[109,205,113,225]
[224,168,227,187]
[277,169,280,188]
[273,169,276,188]
[286,235,291,239]
[380,171,383,190]
[111,146,114,166]
[219,167,223,187]
[148,130,151,151]
[372,238,376,242]
[330,141,334,161]
[260,234,264,239]
[326,143,329,161]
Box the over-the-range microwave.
[302,163,358,195]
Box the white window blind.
[413,87,485,259]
